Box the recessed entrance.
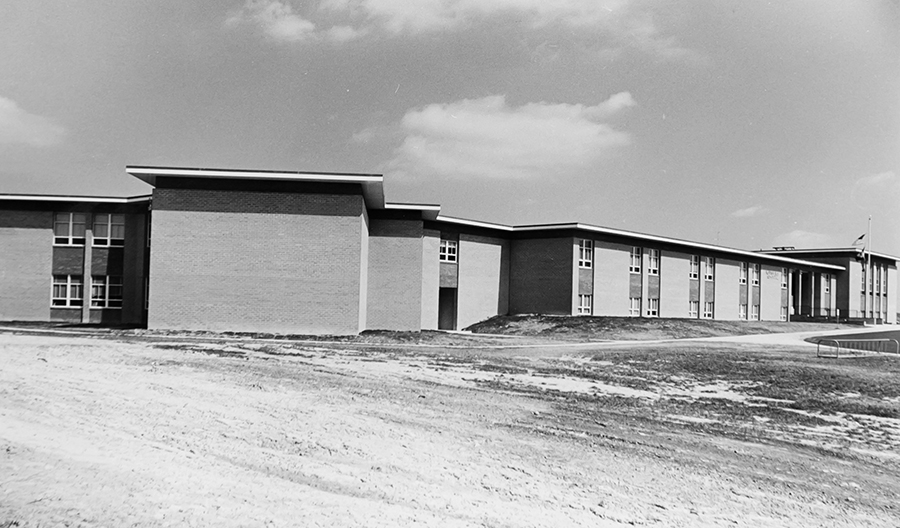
[438,287,457,330]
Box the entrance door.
[438,287,457,330]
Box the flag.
[852,233,865,246]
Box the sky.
[1,0,898,255]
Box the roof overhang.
[126,165,386,209]
[0,193,151,204]
[759,247,900,262]
[385,202,441,221]
[433,217,844,271]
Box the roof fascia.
[0,193,152,204]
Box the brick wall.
[509,237,572,315]
[421,229,440,330]
[0,210,52,320]
[149,188,365,334]
[457,233,509,329]
[593,241,631,316]
[715,259,741,320]
[659,251,690,318]
[365,218,424,331]
[760,265,784,321]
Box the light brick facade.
[1,166,894,333]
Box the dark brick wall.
[0,210,52,320]
[509,237,572,315]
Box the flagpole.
[867,215,872,321]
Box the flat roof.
[759,247,900,262]
[0,193,151,204]
[434,216,845,271]
[126,165,386,209]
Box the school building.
[1,166,897,333]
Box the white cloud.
[771,230,835,249]
[228,0,692,58]
[731,205,765,218]
[0,96,65,147]
[227,0,317,42]
[385,93,634,181]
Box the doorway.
[438,287,457,330]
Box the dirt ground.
[1,328,899,527]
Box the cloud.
[227,0,693,58]
[731,205,765,218]
[385,93,634,181]
[226,0,317,42]
[0,96,66,147]
[771,230,835,249]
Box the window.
[861,266,867,292]
[780,306,788,321]
[439,239,458,262]
[629,247,641,274]
[578,239,593,268]
[751,304,760,320]
[739,304,747,320]
[875,267,881,293]
[629,297,641,316]
[689,256,700,279]
[781,268,788,289]
[646,298,659,317]
[577,294,592,315]
[91,276,123,308]
[93,214,125,246]
[702,301,714,319]
[52,275,83,307]
[739,263,748,284]
[688,300,699,318]
[823,274,830,294]
[751,264,760,286]
[704,257,715,281]
[53,213,86,245]
[647,249,660,276]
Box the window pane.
[54,214,70,237]
[111,215,125,239]
[71,214,86,237]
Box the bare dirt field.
[2,324,899,527]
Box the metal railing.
[817,338,900,358]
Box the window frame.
[739,303,747,320]
[52,275,83,307]
[646,298,659,317]
[751,304,760,321]
[629,247,642,274]
[92,213,125,247]
[688,300,699,318]
[703,257,715,281]
[578,239,593,269]
[702,301,714,319]
[439,239,458,263]
[53,213,87,246]
[781,268,788,289]
[689,255,700,279]
[91,275,123,309]
[577,294,592,315]
[628,297,641,317]
[647,249,660,276]
[751,263,760,286]
[739,263,748,285]
[823,273,830,294]
[780,306,788,321]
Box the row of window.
[52,275,123,308]
[577,295,788,321]
[861,265,888,295]
[54,213,125,247]
[578,240,791,289]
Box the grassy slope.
[466,314,854,341]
